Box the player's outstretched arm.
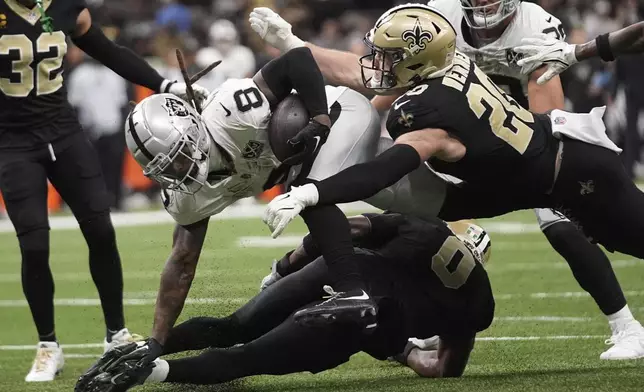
[576,22,644,61]
[263,129,453,237]
[249,7,366,94]
[72,9,208,101]
[527,68,565,114]
[151,220,209,348]
[405,335,475,378]
[516,22,644,85]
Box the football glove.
[263,183,319,238]
[162,80,210,106]
[281,119,331,166]
[514,33,578,85]
[103,338,163,375]
[259,260,283,291]
[249,7,305,52]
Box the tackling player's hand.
[249,7,305,52]
[263,184,319,238]
[164,81,210,106]
[514,33,578,85]
[282,119,330,166]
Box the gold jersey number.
[466,66,535,155]
[431,235,478,289]
[0,32,67,97]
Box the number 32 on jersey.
[0,32,67,97]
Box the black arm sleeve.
[260,47,328,117]
[72,25,165,92]
[316,144,422,205]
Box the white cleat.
[600,320,644,360]
[104,328,144,353]
[25,341,64,382]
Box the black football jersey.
[0,0,86,149]
[386,51,559,193]
[359,213,494,339]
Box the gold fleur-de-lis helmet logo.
[402,18,433,55]
[0,14,7,28]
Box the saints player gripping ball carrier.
[124,46,445,366]
[0,0,208,382]
[427,0,643,361]
[261,4,644,360]
[250,1,644,360]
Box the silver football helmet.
[125,94,213,195]
[460,0,520,30]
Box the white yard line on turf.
[0,202,380,233]
[0,335,608,351]
[493,316,591,322]
[0,297,249,307]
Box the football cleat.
[600,320,644,360]
[25,341,64,382]
[76,342,140,392]
[294,285,378,329]
[104,328,144,353]
[259,260,283,291]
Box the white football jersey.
[164,78,346,226]
[429,0,564,106]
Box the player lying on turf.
[75,213,494,391]
[514,21,644,85]
[123,46,448,368]
[0,0,209,382]
[262,6,644,356]
[250,1,644,360]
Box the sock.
[607,305,636,334]
[80,214,125,332]
[145,359,169,383]
[542,221,627,315]
[106,328,121,342]
[38,331,57,343]
[19,229,56,341]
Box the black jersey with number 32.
[386,51,559,193]
[0,0,86,149]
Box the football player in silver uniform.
[119,46,446,369]
[249,1,644,360]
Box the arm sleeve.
[260,47,328,117]
[72,25,165,92]
[315,144,422,205]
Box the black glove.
[103,338,163,374]
[281,119,330,166]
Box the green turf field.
[1,209,643,391]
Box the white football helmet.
[460,0,520,30]
[447,221,492,265]
[125,94,215,195]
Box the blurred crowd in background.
[59,0,644,212]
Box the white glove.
[514,33,578,85]
[263,184,319,238]
[259,260,282,291]
[162,80,210,106]
[249,7,305,52]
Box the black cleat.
[294,285,378,329]
[75,342,139,392]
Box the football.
[268,94,310,162]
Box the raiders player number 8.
[0,32,67,97]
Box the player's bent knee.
[17,228,49,253]
[78,211,116,246]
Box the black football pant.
[0,131,125,340]
[160,258,402,385]
[553,138,644,259]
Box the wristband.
[596,33,616,62]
